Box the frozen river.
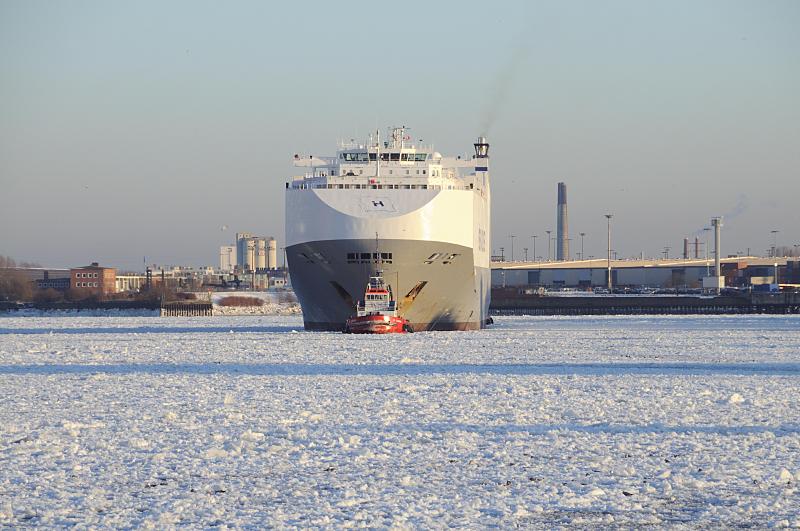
[1,314,799,527]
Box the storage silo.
[236,232,253,267]
[256,238,267,270]
[268,238,278,269]
[219,245,237,272]
[245,238,256,272]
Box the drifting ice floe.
[0,314,798,527]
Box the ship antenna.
[375,231,381,271]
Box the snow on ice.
[0,314,799,527]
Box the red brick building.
[70,263,116,295]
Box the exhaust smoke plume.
[479,45,527,136]
[691,194,749,236]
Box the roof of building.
[72,262,115,270]
[492,257,795,271]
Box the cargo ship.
[285,127,491,331]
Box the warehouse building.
[491,257,796,291]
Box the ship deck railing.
[289,182,476,191]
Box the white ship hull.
[286,187,490,331]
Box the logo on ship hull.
[360,197,396,213]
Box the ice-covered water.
[1,314,799,527]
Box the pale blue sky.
[1,0,798,269]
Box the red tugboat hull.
[345,315,411,334]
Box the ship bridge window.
[380,153,390,161]
[415,154,427,161]
[390,153,400,161]
[342,152,368,162]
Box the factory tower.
[556,182,569,261]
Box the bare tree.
[0,269,33,302]
[34,288,64,304]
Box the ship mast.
[375,129,380,178]
[375,231,381,271]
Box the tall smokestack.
[556,182,569,261]
[683,238,689,260]
[712,217,722,279]
[694,237,700,259]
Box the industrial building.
[491,257,797,291]
[219,245,236,272]
[219,233,278,273]
[2,267,72,291]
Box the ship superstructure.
[285,127,491,331]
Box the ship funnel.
[474,136,489,158]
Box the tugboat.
[344,271,413,334]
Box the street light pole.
[605,214,613,290]
[771,230,779,257]
[545,230,551,261]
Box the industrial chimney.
[712,217,722,279]
[683,238,689,260]
[556,182,569,261]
